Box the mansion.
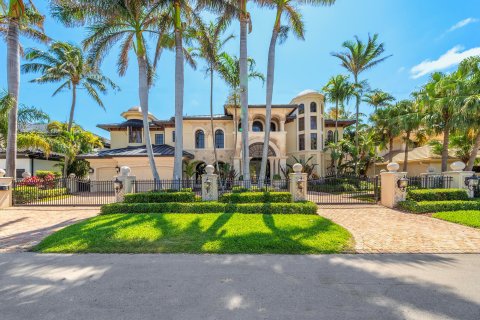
[80,90,355,180]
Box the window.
[270,122,276,132]
[172,131,175,142]
[157,133,165,145]
[310,102,317,113]
[215,129,224,149]
[195,130,205,149]
[298,117,305,131]
[298,103,304,115]
[252,121,263,132]
[311,133,318,150]
[129,126,142,143]
[327,130,334,143]
[299,134,305,151]
[310,116,317,130]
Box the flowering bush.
[18,173,58,189]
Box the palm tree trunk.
[210,68,220,175]
[6,20,19,178]
[466,130,480,171]
[68,83,77,131]
[137,54,160,181]
[173,5,184,184]
[334,99,339,176]
[354,74,360,175]
[441,126,450,172]
[233,97,238,165]
[388,137,393,162]
[239,0,250,181]
[259,27,278,187]
[402,131,410,172]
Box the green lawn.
[432,210,480,228]
[34,213,353,254]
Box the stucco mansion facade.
[81,90,354,180]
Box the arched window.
[215,129,224,149]
[270,122,277,132]
[298,103,305,115]
[327,130,334,143]
[310,102,317,113]
[252,121,263,132]
[195,130,205,149]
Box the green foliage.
[432,210,480,228]
[407,189,469,202]
[101,201,318,215]
[13,187,68,204]
[35,170,62,179]
[232,186,249,193]
[124,192,196,203]
[398,200,480,213]
[219,192,292,203]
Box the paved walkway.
[0,207,99,253]
[319,205,480,253]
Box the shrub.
[407,189,469,202]
[398,199,480,213]
[13,187,68,204]
[219,192,292,203]
[36,170,62,179]
[124,191,195,203]
[232,186,249,193]
[101,201,317,215]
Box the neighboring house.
[80,90,355,180]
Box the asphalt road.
[0,253,479,320]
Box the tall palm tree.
[370,104,400,162]
[192,17,234,176]
[395,99,422,172]
[331,34,391,173]
[0,0,48,177]
[258,0,335,184]
[22,41,119,131]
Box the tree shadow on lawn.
[34,213,352,254]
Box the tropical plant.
[257,0,336,185]
[283,155,318,179]
[183,160,199,179]
[395,99,422,172]
[429,134,475,165]
[370,104,400,162]
[0,0,49,177]
[331,33,391,173]
[22,41,119,131]
[362,89,395,113]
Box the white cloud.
[410,46,480,79]
[448,18,478,32]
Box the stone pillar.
[0,170,13,208]
[114,166,136,202]
[380,162,408,208]
[442,162,475,198]
[289,163,307,202]
[67,173,78,193]
[202,165,218,201]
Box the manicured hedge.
[101,201,317,215]
[13,187,68,204]
[407,189,469,202]
[219,192,292,203]
[398,199,480,213]
[124,191,195,203]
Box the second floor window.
[155,133,164,145]
[310,116,317,130]
[310,102,317,113]
[129,126,142,143]
[298,103,304,115]
[195,130,205,149]
[327,130,334,143]
[311,133,318,150]
[298,117,305,131]
[215,129,224,148]
[252,121,263,132]
[299,134,305,151]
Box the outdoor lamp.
[397,176,409,192]
[114,177,123,192]
[297,177,304,191]
[205,177,212,192]
[464,175,479,190]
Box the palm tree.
[192,17,234,176]
[395,99,422,172]
[258,0,335,184]
[22,41,119,131]
[0,0,48,177]
[331,34,391,173]
[370,104,400,162]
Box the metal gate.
[307,176,380,205]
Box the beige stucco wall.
[88,157,175,180]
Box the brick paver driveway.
[0,207,99,253]
[319,205,480,253]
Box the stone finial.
[292,163,303,173]
[386,162,400,172]
[0,169,5,177]
[68,173,76,179]
[205,165,215,175]
[450,161,466,171]
[22,172,31,179]
[120,166,131,176]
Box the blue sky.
[1,0,480,138]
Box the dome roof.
[128,106,142,112]
[295,89,319,97]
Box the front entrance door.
[250,158,270,181]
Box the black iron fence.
[307,176,380,204]
[407,176,452,189]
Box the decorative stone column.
[67,173,78,193]
[114,166,136,202]
[0,169,13,208]
[289,163,307,202]
[380,162,408,208]
[442,162,476,198]
[202,165,218,201]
